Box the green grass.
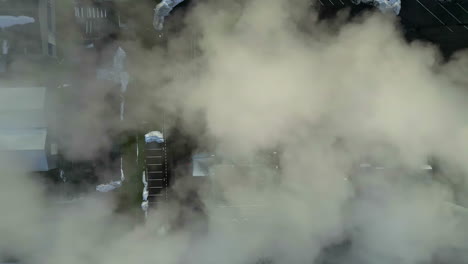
[114,132,146,221]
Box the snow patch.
[59,169,67,183]
[120,156,125,181]
[120,96,125,121]
[352,0,401,15]
[420,164,433,170]
[0,16,35,29]
[141,171,149,215]
[95,157,125,192]
[58,84,71,89]
[120,72,129,93]
[113,47,126,72]
[142,171,148,200]
[141,200,148,212]
[136,135,139,162]
[2,40,8,55]
[96,181,122,192]
[96,47,129,92]
[145,131,164,143]
[97,47,129,121]
[153,0,185,31]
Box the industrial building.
[0,1,59,172]
[72,0,123,49]
[0,87,58,172]
[0,0,57,65]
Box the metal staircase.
[145,137,168,206]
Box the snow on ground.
[96,47,129,121]
[0,16,35,29]
[141,171,149,216]
[145,131,164,143]
[96,181,122,192]
[153,0,185,31]
[352,0,401,15]
[95,156,125,193]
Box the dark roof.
[73,0,120,42]
[317,0,468,56]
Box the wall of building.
[38,0,56,57]
[0,0,42,56]
[72,0,121,48]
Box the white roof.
[0,87,46,111]
[0,128,47,151]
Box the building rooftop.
[317,0,468,56]
[0,87,48,151]
[0,128,47,151]
[0,87,46,111]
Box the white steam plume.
[2,1,468,264]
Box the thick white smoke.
[2,0,468,264]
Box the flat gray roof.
[0,110,45,128]
[0,128,47,150]
[0,87,46,111]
